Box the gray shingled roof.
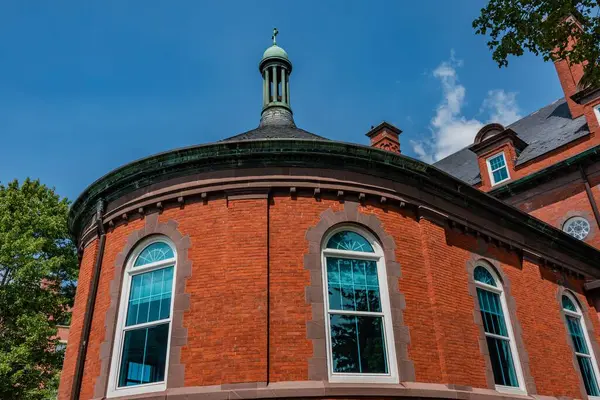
[221,125,328,142]
[434,98,589,185]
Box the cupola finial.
[272,27,278,45]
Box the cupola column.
[272,65,278,102]
[281,67,286,104]
[263,69,269,107]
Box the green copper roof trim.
[69,139,428,234]
[68,139,600,276]
[490,145,600,198]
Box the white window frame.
[486,152,511,186]
[474,263,526,395]
[594,104,600,125]
[321,225,398,384]
[562,291,600,399]
[106,236,177,398]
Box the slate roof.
[434,98,590,185]
[221,125,328,142]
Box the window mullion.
[484,331,510,341]
[328,309,384,317]
[130,258,175,275]
[323,249,380,260]
[564,309,582,318]
[123,318,170,332]
[475,282,502,294]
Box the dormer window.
[469,123,526,190]
[487,153,510,186]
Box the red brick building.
[59,32,600,400]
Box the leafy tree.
[473,0,600,88]
[0,179,78,399]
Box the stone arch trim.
[303,201,415,382]
[556,286,600,400]
[465,255,537,394]
[92,213,192,398]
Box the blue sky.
[0,1,565,201]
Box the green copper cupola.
[259,28,295,127]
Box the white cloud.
[482,89,521,127]
[412,51,522,163]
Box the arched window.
[473,264,526,393]
[107,238,176,397]
[561,292,600,396]
[321,227,398,383]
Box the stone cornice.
[92,380,559,400]
[69,139,600,278]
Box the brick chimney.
[553,15,587,118]
[366,122,401,154]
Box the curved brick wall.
[58,167,600,400]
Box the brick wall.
[58,238,99,400]
[58,194,600,399]
[176,198,269,385]
[528,188,600,249]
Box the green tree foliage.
[0,179,78,399]
[473,0,600,88]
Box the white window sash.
[107,238,177,399]
[563,293,600,392]
[123,318,171,332]
[486,153,511,185]
[327,310,385,317]
[564,308,582,318]
[321,226,398,384]
[474,264,526,394]
[129,258,175,275]
[474,281,503,294]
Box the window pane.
[126,267,174,326]
[326,258,380,312]
[577,356,600,396]
[492,168,508,183]
[489,155,506,170]
[329,314,387,374]
[474,267,496,286]
[562,295,577,312]
[326,231,374,253]
[118,323,169,387]
[477,288,508,337]
[567,315,590,355]
[134,242,175,267]
[486,336,519,387]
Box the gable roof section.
[434,98,589,184]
